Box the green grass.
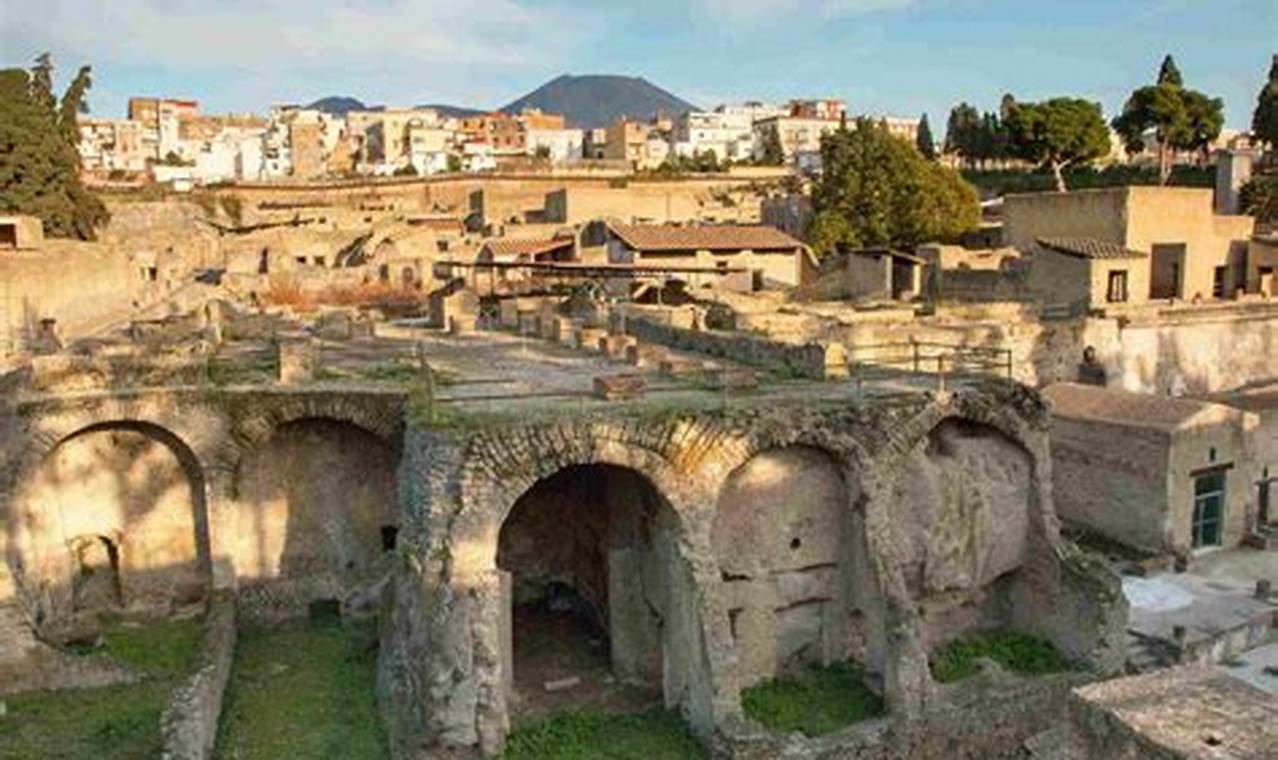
[740,662,884,737]
[0,618,203,760]
[929,631,1071,683]
[213,619,388,760]
[503,708,706,760]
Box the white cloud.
[0,0,597,111]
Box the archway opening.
[713,446,882,691]
[891,419,1036,658]
[497,463,682,721]
[14,421,211,632]
[233,418,397,620]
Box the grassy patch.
[503,708,706,760]
[206,353,277,386]
[930,631,1070,683]
[0,618,202,760]
[740,662,883,737]
[213,619,388,760]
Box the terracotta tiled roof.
[1043,383,1245,432]
[481,237,573,258]
[609,223,803,253]
[1037,237,1147,260]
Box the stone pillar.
[1215,149,1255,215]
[277,338,316,384]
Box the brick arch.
[11,397,236,486]
[228,392,405,454]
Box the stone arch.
[229,393,404,454]
[872,390,1054,692]
[452,421,726,745]
[6,416,217,630]
[229,407,401,620]
[713,443,884,687]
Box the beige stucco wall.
[1025,247,1091,308]
[1124,187,1253,301]
[1003,190,1128,251]
[1087,256,1152,309]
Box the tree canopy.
[758,124,784,166]
[1112,55,1224,185]
[808,118,979,256]
[1005,98,1111,192]
[0,54,108,239]
[1252,56,1278,148]
[944,101,1011,169]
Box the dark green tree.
[0,54,108,239]
[808,119,979,256]
[1113,56,1224,184]
[915,113,937,160]
[758,124,785,166]
[1251,55,1278,148]
[944,102,982,168]
[1006,98,1111,192]
[1158,54,1183,87]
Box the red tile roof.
[1037,237,1147,260]
[481,237,573,258]
[609,223,804,253]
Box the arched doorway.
[713,446,882,689]
[496,464,692,720]
[12,421,211,628]
[890,418,1033,650]
[233,418,398,619]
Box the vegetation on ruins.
[503,707,706,759]
[915,112,937,160]
[214,619,388,759]
[0,53,110,239]
[740,661,884,736]
[0,618,201,758]
[929,631,1070,683]
[1004,97,1112,192]
[807,118,979,256]
[1112,54,1225,185]
[1253,56,1278,148]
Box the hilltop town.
[1,48,1278,760]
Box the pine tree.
[0,54,108,239]
[759,124,785,166]
[1252,55,1278,148]
[1006,98,1112,192]
[915,113,937,160]
[1114,55,1223,184]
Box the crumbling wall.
[160,594,237,760]
[233,418,397,618]
[889,419,1032,650]
[713,446,868,686]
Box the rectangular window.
[1192,471,1226,548]
[1213,266,1227,299]
[1106,270,1129,303]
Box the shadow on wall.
[6,421,212,638]
[232,418,399,620]
[712,445,885,690]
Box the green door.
[1192,472,1226,548]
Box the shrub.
[930,630,1070,683]
[741,661,883,737]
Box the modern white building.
[524,128,585,163]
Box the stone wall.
[378,383,1128,757]
[160,594,237,760]
[625,315,842,379]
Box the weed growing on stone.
[929,630,1070,683]
[740,661,884,737]
[503,707,706,760]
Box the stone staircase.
[1242,524,1278,551]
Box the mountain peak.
[500,74,698,129]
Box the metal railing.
[845,340,1015,394]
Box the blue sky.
[1,0,1273,129]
